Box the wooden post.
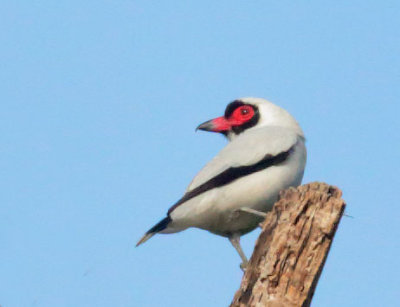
[230,182,346,307]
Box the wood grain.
[230,182,345,307]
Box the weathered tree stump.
[230,182,345,307]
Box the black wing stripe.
[168,146,294,215]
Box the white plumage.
[137,97,307,269]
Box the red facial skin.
[211,105,254,132]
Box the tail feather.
[136,216,171,247]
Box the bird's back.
[168,126,306,236]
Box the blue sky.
[1,1,399,306]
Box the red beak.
[196,116,231,133]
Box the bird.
[136,97,307,269]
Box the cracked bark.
[230,182,346,307]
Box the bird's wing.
[167,127,299,215]
[187,127,299,191]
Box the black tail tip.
[136,216,171,247]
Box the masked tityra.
[137,98,307,269]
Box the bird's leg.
[236,207,267,228]
[237,207,267,218]
[228,234,248,271]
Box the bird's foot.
[229,235,249,273]
[240,261,248,272]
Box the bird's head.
[196,97,304,140]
